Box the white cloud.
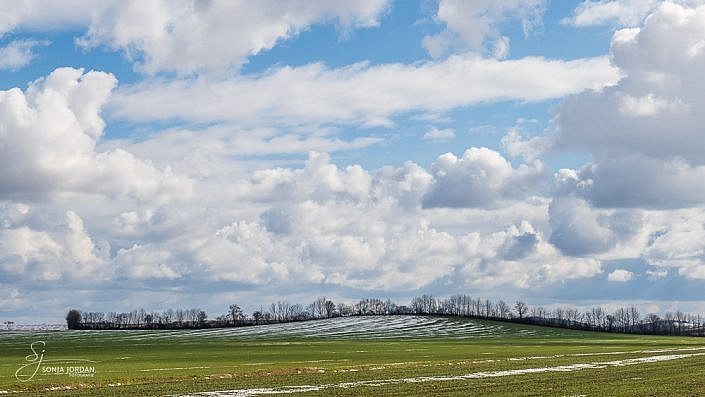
[0,129,599,301]
[423,127,455,141]
[501,128,551,161]
[0,0,91,36]
[607,268,634,282]
[564,0,661,27]
[422,147,545,209]
[0,285,24,311]
[643,210,705,279]
[373,161,434,211]
[77,0,389,74]
[572,154,705,208]
[618,93,689,117]
[554,2,705,208]
[548,196,642,257]
[492,35,511,60]
[0,67,191,203]
[423,0,546,58]
[102,124,384,178]
[115,244,182,280]
[0,202,29,228]
[0,1,389,75]
[549,196,619,256]
[0,209,110,283]
[566,1,705,27]
[646,269,668,279]
[454,221,602,288]
[0,39,48,70]
[189,220,306,284]
[110,55,620,127]
[547,190,705,281]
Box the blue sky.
[0,0,610,171]
[2,0,705,323]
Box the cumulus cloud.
[554,2,705,209]
[423,127,455,141]
[190,220,308,284]
[372,161,434,211]
[557,2,705,161]
[569,155,705,209]
[607,268,634,282]
[248,151,374,204]
[114,244,181,281]
[0,39,48,70]
[548,196,642,257]
[0,209,110,283]
[499,231,539,260]
[423,0,546,58]
[501,128,551,161]
[110,55,620,127]
[549,177,705,282]
[107,152,553,291]
[643,211,705,279]
[0,133,599,306]
[0,67,191,202]
[0,285,23,310]
[455,221,602,288]
[423,147,545,209]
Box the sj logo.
[15,341,46,382]
[15,341,97,382]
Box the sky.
[2,0,705,323]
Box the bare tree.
[229,304,243,325]
[566,308,581,326]
[629,306,640,332]
[514,301,528,319]
[252,310,264,324]
[324,299,336,318]
[197,310,207,324]
[496,300,511,319]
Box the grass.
[1,316,705,396]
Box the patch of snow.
[172,352,705,396]
[138,366,210,372]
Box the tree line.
[66,294,705,336]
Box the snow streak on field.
[0,316,573,342]
[175,352,705,396]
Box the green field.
[2,315,705,396]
